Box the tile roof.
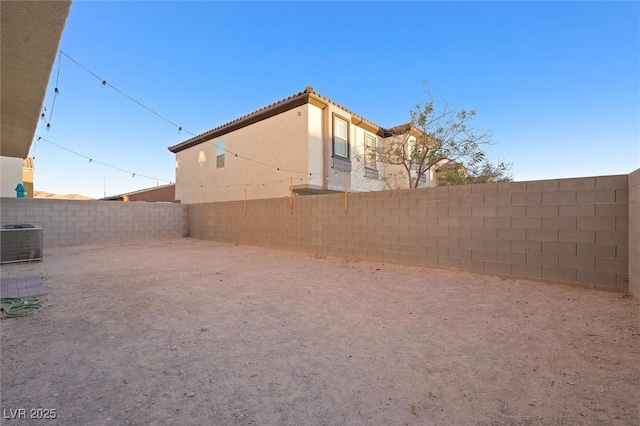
[168,86,406,153]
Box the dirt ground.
[1,238,638,425]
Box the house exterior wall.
[1,156,24,197]
[22,162,34,199]
[378,134,436,190]
[629,168,640,298]
[126,185,176,203]
[175,101,396,204]
[322,102,387,193]
[188,173,630,294]
[307,104,325,189]
[0,197,187,247]
[175,105,311,204]
[350,124,386,193]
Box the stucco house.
[101,183,177,203]
[168,86,438,204]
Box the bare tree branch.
[369,87,511,188]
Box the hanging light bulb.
[132,173,136,178]
[46,123,51,131]
[101,80,107,86]
[277,168,280,172]
[54,87,59,95]
[41,113,46,120]
[234,153,238,159]
[177,126,182,134]
[88,158,92,163]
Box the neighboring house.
[433,158,466,185]
[101,183,177,203]
[168,86,435,204]
[22,157,34,198]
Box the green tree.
[369,92,511,188]
[437,160,513,186]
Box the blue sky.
[34,1,639,198]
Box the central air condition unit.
[0,224,43,264]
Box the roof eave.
[168,92,313,154]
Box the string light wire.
[58,50,313,177]
[36,136,324,191]
[46,51,63,126]
[37,136,172,184]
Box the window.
[332,114,349,158]
[364,133,376,169]
[216,141,225,168]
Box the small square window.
[216,141,225,168]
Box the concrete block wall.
[629,169,640,298]
[1,198,188,247]
[189,173,631,293]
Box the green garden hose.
[1,298,43,318]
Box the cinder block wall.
[629,169,640,298]
[1,198,188,247]
[189,174,630,293]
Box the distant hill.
[33,191,94,200]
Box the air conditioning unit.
[1,224,43,264]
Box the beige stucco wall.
[307,104,325,189]
[350,124,386,193]
[175,105,311,203]
[379,134,435,190]
[629,168,640,299]
[1,156,24,197]
[127,185,176,203]
[22,164,34,199]
[175,101,399,203]
[321,103,387,193]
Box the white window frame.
[364,133,376,169]
[332,114,349,159]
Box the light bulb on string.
[234,153,238,159]
[101,80,107,87]
[46,123,51,132]
[88,159,92,163]
[54,88,59,95]
[132,173,136,178]
[177,126,182,134]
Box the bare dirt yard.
[1,238,639,425]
